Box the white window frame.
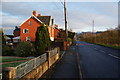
[28,21,32,25]
[26,37,31,41]
[23,29,29,33]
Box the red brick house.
[20,11,55,42]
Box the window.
[26,37,30,41]
[28,21,32,25]
[23,29,29,33]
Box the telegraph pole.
[64,0,68,41]
[92,20,96,43]
[92,20,94,33]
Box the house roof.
[37,16,51,26]
[19,15,43,26]
[20,15,53,28]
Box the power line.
[59,0,64,6]
[52,2,63,12]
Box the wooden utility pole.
[64,0,68,41]
[92,20,96,43]
[92,20,94,33]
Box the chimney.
[37,14,41,17]
[33,10,37,16]
[55,24,58,28]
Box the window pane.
[24,29,29,33]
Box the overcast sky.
[1,0,119,35]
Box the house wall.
[20,17,41,42]
[20,17,54,42]
[48,26,54,41]
[54,28,59,39]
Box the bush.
[35,24,51,55]
[14,42,36,57]
[67,38,72,42]
[80,28,120,48]
[2,32,6,45]
[2,44,13,56]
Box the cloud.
[2,14,26,27]
[2,27,14,30]
[2,0,119,2]
[2,2,33,16]
[67,10,117,31]
[1,2,118,34]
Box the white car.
[6,41,13,46]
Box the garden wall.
[2,47,60,80]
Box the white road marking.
[94,48,97,50]
[108,54,120,59]
[100,50,106,53]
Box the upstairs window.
[23,29,29,33]
[28,21,32,25]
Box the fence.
[50,48,58,58]
[15,53,47,79]
[14,47,58,79]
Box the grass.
[1,61,25,67]
[84,41,120,50]
[98,44,120,50]
[0,56,29,67]
[0,56,27,63]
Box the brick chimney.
[55,24,58,28]
[33,10,37,16]
[37,14,41,17]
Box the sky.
[0,0,119,35]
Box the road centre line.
[94,48,97,50]
[108,54,120,59]
[100,50,106,53]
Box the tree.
[1,30,6,45]
[14,42,36,57]
[35,24,51,55]
[2,44,14,56]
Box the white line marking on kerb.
[108,54,120,59]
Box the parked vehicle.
[6,41,13,46]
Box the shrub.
[67,38,72,42]
[14,42,36,57]
[35,24,51,55]
[2,44,13,56]
[2,32,6,45]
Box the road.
[75,41,120,78]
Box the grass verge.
[85,41,120,50]
[1,61,25,67]
[0,56,27,63]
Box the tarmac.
[51,46,80,79]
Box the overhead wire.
[51,2,63,12]
[59,0,64,6]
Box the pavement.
[75,41,120,78]
[51,46,79,79]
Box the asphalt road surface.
[75,41,120,78]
